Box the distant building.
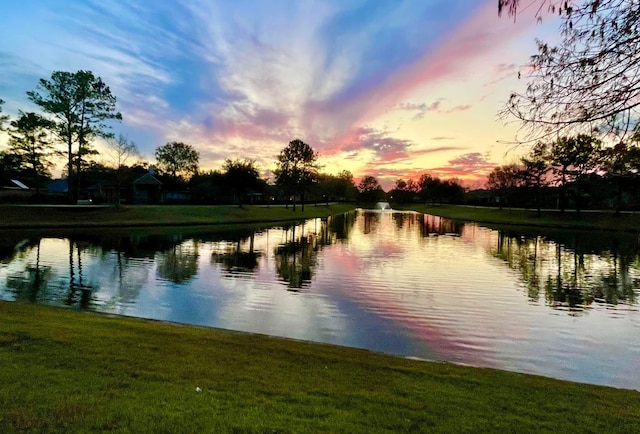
[132,172,163,204]
[0,179,33,201]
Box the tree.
[389,178,419,203]
[501,1,640,142]
[223,159,261,208]
[486,164,523,209]
[8,111,56,195]
[337,170,358,201]
[107,133,139,207]
[357,175,384,203]
[520,141,550,216]
[549,134,602,215]
[0,151,22,183]
[27,70,122,203]
[602,141,640,215]
[274,139,318,211]
[154,141,199,181]
[189,170,226,204]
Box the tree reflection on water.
[157,241,200,284]
[211,233,261,274]
[491,229,640,312]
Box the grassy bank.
[1,302,639,432]
[404,204,640,232]
[0,203,356,229]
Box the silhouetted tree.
[521,142,550,216]
[486,164,523,209]
[274,139,318,211]
[0,151,22,185]
[550,134,602,215]
[602,141,640,215]
[154,141,199,181]
[390,178,419,203]
[223,159,261,208]
[7,111,56,195]
[106,133,139,207]
[189,170,226,204]
[357,175,384,203]
[27,70,121,203]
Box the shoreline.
[401,204,640,233]
[0,203,357,229]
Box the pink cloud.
[308,1,542,151]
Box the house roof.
[133,173,163,186]
[9,179,29,189]
[47,178,69,193]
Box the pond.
[1,210,639,390]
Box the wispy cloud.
[0,0,549,181]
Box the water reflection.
[1,211,639,390]
[157,241,200,284]
[5,239,51,302]
[491,229,640,312]
[211,234,261,274]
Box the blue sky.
[0,0,559,187]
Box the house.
[0,179,34,202]
[132,172,163,204]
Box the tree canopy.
[154,141,200,180]
[357,175,384,203]
[222,159,262,208]
[27,70,121,202]
[8,111,56,193]
[501,0,640,142]
[274,139,318,211]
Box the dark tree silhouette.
[274,139,318,211]
[521,142,550,216]
[601,141,640,215]
[8,111,56,195]
[357,175,384,203]
[27,70,121,203]
[107,133,139,207]
[155,141,200,180]
[486,164,523,209]
[222,159,261,208]
[550,134,602,215]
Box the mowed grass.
[1,302,639,433]
[0,203,356,229]
[405,204,640,232]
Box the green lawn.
[1,302,639,433]
[403,204,640,232]
[0,203,356,229]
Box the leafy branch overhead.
[500,0,640,142]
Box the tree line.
[1,70,470,208]
[0,71,354,207]
[486,133,640,215]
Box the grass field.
[1,301,639,433]
[404,204,640,232]
[0,203,356,229]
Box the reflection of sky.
[1,214,639,390]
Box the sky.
[0,0,560,189]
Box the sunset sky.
[0,0,560,189]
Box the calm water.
[1,210,639,390]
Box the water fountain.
[375,201,392,210]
